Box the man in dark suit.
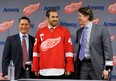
[2,16,35,80]
[75,7,113,80]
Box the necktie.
[79,27,87,60]
[22,35,28,69]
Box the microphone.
[25,61,31,78]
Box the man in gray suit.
[75,7,113,80]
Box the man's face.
[77,12,89,26]
[47,12,58,27]
[18,19,30,34]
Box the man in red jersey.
[32,9,74,79]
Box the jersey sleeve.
[32,31,40,72]
[64,29,74,72]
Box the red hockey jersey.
[32,26,74,76]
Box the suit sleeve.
[64,29,74,72]
[2,37,11,77]
[32,31,40,72]
[76,30,79,44]
[102,27,113,70]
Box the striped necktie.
[79,27,87,60]
[22,35,28,69]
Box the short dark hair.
[46,9,58,18]
[18,16,31,24]
[78,7,93,21]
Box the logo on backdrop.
[108,2,116,14]
[88,5,104,10]
[30,24,35,29]
[113,56,116,66]
[103,22,116,27]
[44,6,60,11]
[64,1,82,14]
[111,35,115,42]
[92,18,100,24]
[38,20,48,29]
[60,21,77,28]
[3,8,20,13]
[0,41,5,45]
[23,2,40,16]
[112,75,116,80]
[0,20,14,32]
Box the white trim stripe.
[65,52,73,57]
[106,60,113,66]
[40,68,65,76]
[33,52,39,57]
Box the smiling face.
[46,12,59,27]
[77,12,89,26]
[18,19,30,34]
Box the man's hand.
[35,71,39,76]
[3,75,8,80]
[102,70,109,80]
[65,71,71,76]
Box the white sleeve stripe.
[106,60,113,66]
[65,52,73,57]
[33,52,39,57]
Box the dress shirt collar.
[86,22,93,29]
[48,25,57,29]
[19,32,29,39]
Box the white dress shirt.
[19,32,29,58]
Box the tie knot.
[83,27,87,31]
[23,35,26,38]
[84,26,87,29]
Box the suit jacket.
[75,24,113,79]
[2,33,35,79]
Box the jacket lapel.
[16,34,22,55]
[28,35,33,61]
[78,28,84,43]
[89,24,96,46]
